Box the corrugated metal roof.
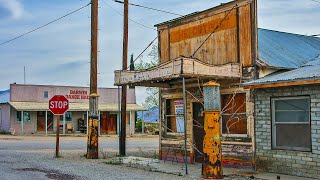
[243,56,320,86]
[0,90,10,103]
[258,28,320,69]
[9,102,146,111]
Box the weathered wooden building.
[115,0,257,168]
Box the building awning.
[9,102,146,112]
[114,57,241,87]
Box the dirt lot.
[0,135,185,180]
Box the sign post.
[49,95,69,158]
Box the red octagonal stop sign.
[49,95,69,115]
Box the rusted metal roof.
[258,29,320,69]
[243,55,320,86]
[9,102,146,111]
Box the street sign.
[49,95,69,115]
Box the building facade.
[0,84,145,135]
[115,0,258,168]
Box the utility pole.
[120,0,129,156]
[87,0,99,159]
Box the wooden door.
[107,114,117,134]
[37,111,46,132]
[100,113,108,134]
[192,102,204,163]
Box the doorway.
[192,102,204,163]
[37,111,46,132]
[100,112,117,134]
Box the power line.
[0,3,90,46]
[102,0,156,31]
[191,4,237,57]
[310,0,320,4]
[113,0,183,17]
[128,35,159,70]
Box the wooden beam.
[243,79,320,89]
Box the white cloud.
[0,0,24,20]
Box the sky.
[0,0,319,105]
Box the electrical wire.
[127,35,159,70]
[113,0,183,17]
[191,4,237,57]
[0,3,91,46]
[102,0,156,31]
[310,0,320,4]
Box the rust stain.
[202,111,223,178]
[87,118,99,159]
[170,11,236,43]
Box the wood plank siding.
[157,1,252,67]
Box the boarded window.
[221,93,247,134]
[272,97,311,151]
[165,99,185,133]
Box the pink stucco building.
[0,84,145,135]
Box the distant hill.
[137,106,159,123]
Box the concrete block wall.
[255,85,320,179]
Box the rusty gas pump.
[202,81,223,179]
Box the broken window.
[221,93,247,135]
[165,99,185,134]
[272,96,311,151]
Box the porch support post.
[63,113,66,135]
[45,111,48,135]
[182,77,188,175]
[21,111,24,135]
[98,111,101,136]
[117,86,121,135]
[129,111,132,135]
[86,111,89,135]
[141,111,144,135]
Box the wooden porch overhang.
[114,57,241,87]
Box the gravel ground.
[0,135,185,180]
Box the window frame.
[163,98,186,136]
[271,96,311,152]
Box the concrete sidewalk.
[106,156,316,180]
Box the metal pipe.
[142,111,144,135]
[182,77,188,174]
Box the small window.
[16,111,32,123]
[221,93,247,135]
[44,91,48,98]
[165,99,185,134]
[272,96,311,151]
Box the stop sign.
[49,95,69,115]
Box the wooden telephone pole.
[120,0,129,156]
[87,0,99,159]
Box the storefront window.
[16,111,32,123]
[165,99,185,134]
[59,112,72,121]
